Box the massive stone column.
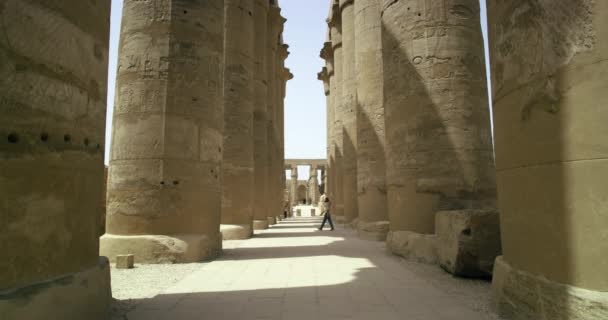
[381,0,496,233]
[328,1,345,222]
[354,0,389,241]
[488,1,608,318]
[340,0,359,224]
[275,44,290,222]
[265,5,281,226]
[220,0,255,240]
[253,0,270,230]
[101,0,224,263]
[0,1,111,318]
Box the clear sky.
[105,0,491,179]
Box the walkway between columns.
[117,218,502,320]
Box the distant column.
[488,1,608,318]
[354,0,389,241]
[252,0,270,230]
[290,165,299,206]
[0,1,111,317]
[102,0,224,263]
[309,165,320,204]
[340,0,358,224]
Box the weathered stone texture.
[436,210,501,279]
[0,0,111,317]
[382,0,497,235]
[221,0,255,239]
[489,0,608,317]
[386,231,438,265]
[102,0,224,263]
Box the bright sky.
[105,0,491,180]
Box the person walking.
[318,196,334,231]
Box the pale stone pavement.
[123,217,501,320]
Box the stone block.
[116,254,134,269]
[357,220,390,241]
[253,220,269,230]
[386,231,438,264]
[436,209,501,279]
[267,217,277,225]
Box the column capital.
[320,41,333,60]
[339,0,354,11]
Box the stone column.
[309,165,320,204]
[488,1,608,318]
[354,0,389,241]
[275,43,290,222]
[319,41,334,204]
[101,0,224,263]
[328,1,345,222]
[381,1,496,235]
[265,5,282,226]
[253,0,270,230]
[220,0,255,240]
[340,0,359,225]
[0,1,111,318]
[290,166,299,206]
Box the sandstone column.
[488,1,608,318]
[381,0,496,234]
[0,1,111,318]
[354,0,389,241]
[309,165,320,204]
[319,41,334,202]
[275,44,290,222]
[328,1,345,222]
[265,5,282,226]
[340,0,359,224]
[290,165,299,206]
[220,0,255,240]
[253,0,270,230]
[101,0,224,263]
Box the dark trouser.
[320,212,334,230]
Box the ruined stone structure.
[285,159,327,208]
[0,1,112,318]
[488,1,608,318]
[3,0,608,319]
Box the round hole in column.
[40,133,49,142]
[84,138,90,146]
[7,133,18,143]
[64,134,71,143]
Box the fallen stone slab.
[116,254,135,269]
[436,209,501,279]
[386,231,438,264]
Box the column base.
[357,220,390,241]
[100,232,222,264]
[0,258,111,320]
[492,256,608,320]
[386,231,438,264]
[220,224,253,240]
[334,215,346,223]
[267,217,277,225]
[253,220,269,230]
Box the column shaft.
[340,0,359,224]
[102,0,224,263]
[0,1,111,317]
[354,0,389,240]
[489,1,608,318]
[252,0,270,230]
[329,2,345,221]
[221,0,255,240]
[381,0,496,234]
